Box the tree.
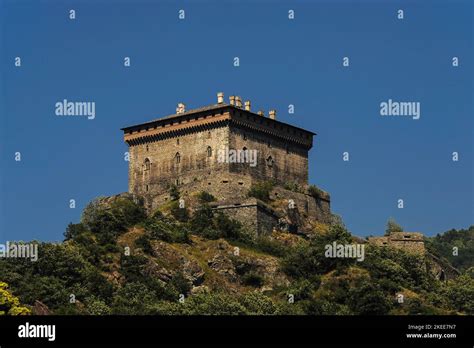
[385,217,403,236]
[348,280,392,315]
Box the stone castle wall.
[229,124,309,186]
[128,119,231,202]
[368,232,425,254]
[211,199,279,236]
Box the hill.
[0,194,472,315]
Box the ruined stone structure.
[122,93,331,235]
[368,232,460,280]
[368,232,426,254]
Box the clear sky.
[0,0,472,242]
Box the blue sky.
[0,0,472,242]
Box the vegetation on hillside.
[0,195,472,315]
[425,226,474,272]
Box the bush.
[286,277,320,301]
[253,236,288,257]
[282,224,354,279]
[283,182,302,193]
[189,205,215,235]
[239,292,277,315]
[242,271,264,287]
[247,181,274,202]
[81,197,146,240]
[135,234,153,254]
[0,282,30,315]
[169,200,190,222]
[308,185,325,198]
[143,215,190,244]
[169,272,192,296]
[214,213,242,241]
[64,222,88,241]
[111,282,158,315]
[348,280,392,315]
[85,296,111,315]
[169,185,180,201]
[197,191,216,203]
[179,293,248,315]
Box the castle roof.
[122,103,315,134]
[121,98,317,149]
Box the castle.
[122,93,331,235]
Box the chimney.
[176,102,186,114]
[217,92,224,104]
[235,96,242,108]
[258,110,264,116]
[229,96,235,106]
[269,110,276,119]
[244,101,251,111]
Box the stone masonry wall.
[368,232,425,254]
[212,199,279,236]
[229,124,309,187]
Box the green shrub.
[85,296,111,315]
[385,217,403,236]
[214,212,242,240]
[253,236,288,257]
[143,216,190,244]
[239,292,277,315]
[286,277,320,301]
[189,205,215,235]
[197,191,216,203]
[242,271,264,287]
[81,197,146,239]
[64,222,88,241]
[283,182,302,193]
[169,185,180,201]
[348,280,393,315]
[179,293,248,315]
[308,185,326,198]
[135,234,153,254]
[169,272,192,296]
[247,181,274,202]
[169,200,190,222]
[281,224,353,278]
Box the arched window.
[177,138,180,145]
[144,158,151,171]
[242,147,248,162]
[207,146,212,157]
[146,145,149,152]
[175,152,181,164]
[266,156,274,167]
